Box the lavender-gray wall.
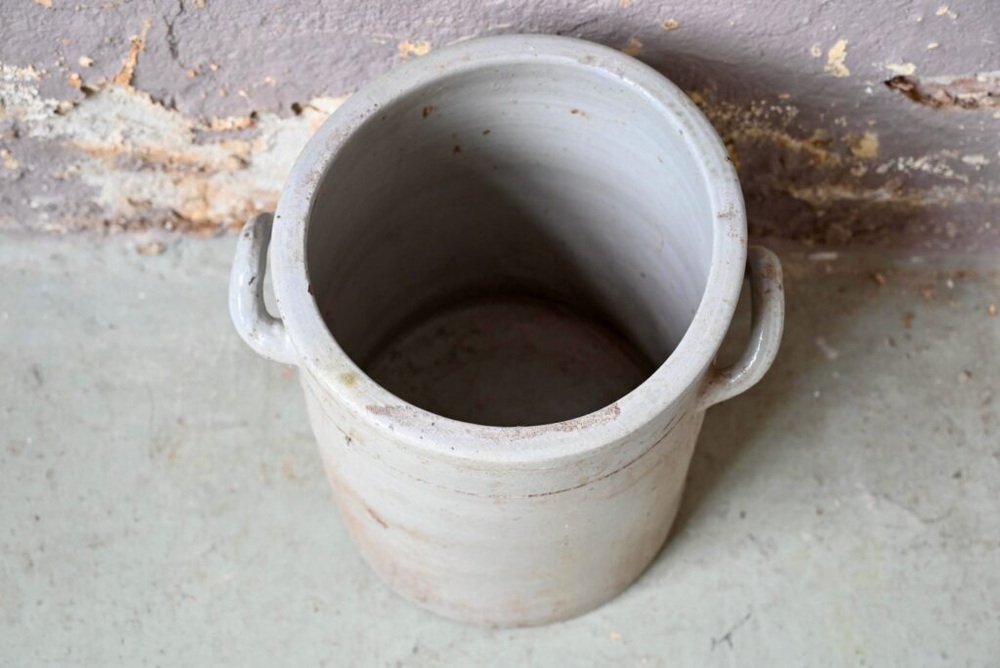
[2,0,998,248]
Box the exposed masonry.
[1,0,999,248]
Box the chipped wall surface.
[1,0,999,247]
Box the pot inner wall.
[305,61,714,427]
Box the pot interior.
[305,60,715,426]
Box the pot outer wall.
[301,369,705,627]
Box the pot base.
[364,294,654,427]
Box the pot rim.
[271,34,746,465]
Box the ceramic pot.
[229,34,784,627]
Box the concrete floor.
[1,234,998,666]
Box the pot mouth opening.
[274,35,745,454]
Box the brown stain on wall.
[685,89,1000,246]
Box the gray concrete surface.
[1,234,998,665]
[2,1,999,245]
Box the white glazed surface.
[273,36,750,460]
[303,369,705,626]
[229,35,784,626]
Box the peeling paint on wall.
[847,132,879,160]
[824,39,850,78]
[885,62,917,76]
[1,58,345,233]
[885,72,1000,111]
[1,0,999,248]
[397,40,433,59]
[687,89,1000,246]
[112,16,153,87]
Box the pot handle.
[228,212,298,365]
[698,245,784,410]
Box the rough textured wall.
[1,0,998,248]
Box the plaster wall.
[1,0,998,247]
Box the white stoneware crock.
[229,34,784,627]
